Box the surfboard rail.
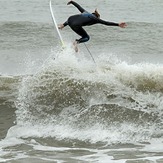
[49,0,65,47]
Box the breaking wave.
[2,47,163,144]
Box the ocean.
[0,0,163,162]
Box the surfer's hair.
[92,9,100,18]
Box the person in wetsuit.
[59,0,127,52]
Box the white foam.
[4,121,154,145]
[9,46,163,161]
[142,138,163,152]
[0,137,24,149]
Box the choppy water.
[0,0,163,162]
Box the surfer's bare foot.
[73,41,78,52]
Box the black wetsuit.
[63,1,119,43]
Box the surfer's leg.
[76,36,90,43]
[70,25,90,52]
[70,26,90,43]
[73,41,79,52]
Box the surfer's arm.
[98,19,127,28]
[58,20,68,30]
[63,20,68,27]
[67,1,86,13]
[97,19,119,26]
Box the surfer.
[59,0,127,52]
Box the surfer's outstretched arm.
[89,15,127,28]
[67,0,86,13]
[97,18,127,28]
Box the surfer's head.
[92,9,100,18]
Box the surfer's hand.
[67,0,72,5]
[119,22,127,28]
[58,24,64,30]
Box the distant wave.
[0,21,56,50]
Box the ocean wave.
[0,76,20,103]
[0,21,56,50]
[0,45,163,144]
[10,49,163,143]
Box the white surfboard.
[49,0,65,47]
